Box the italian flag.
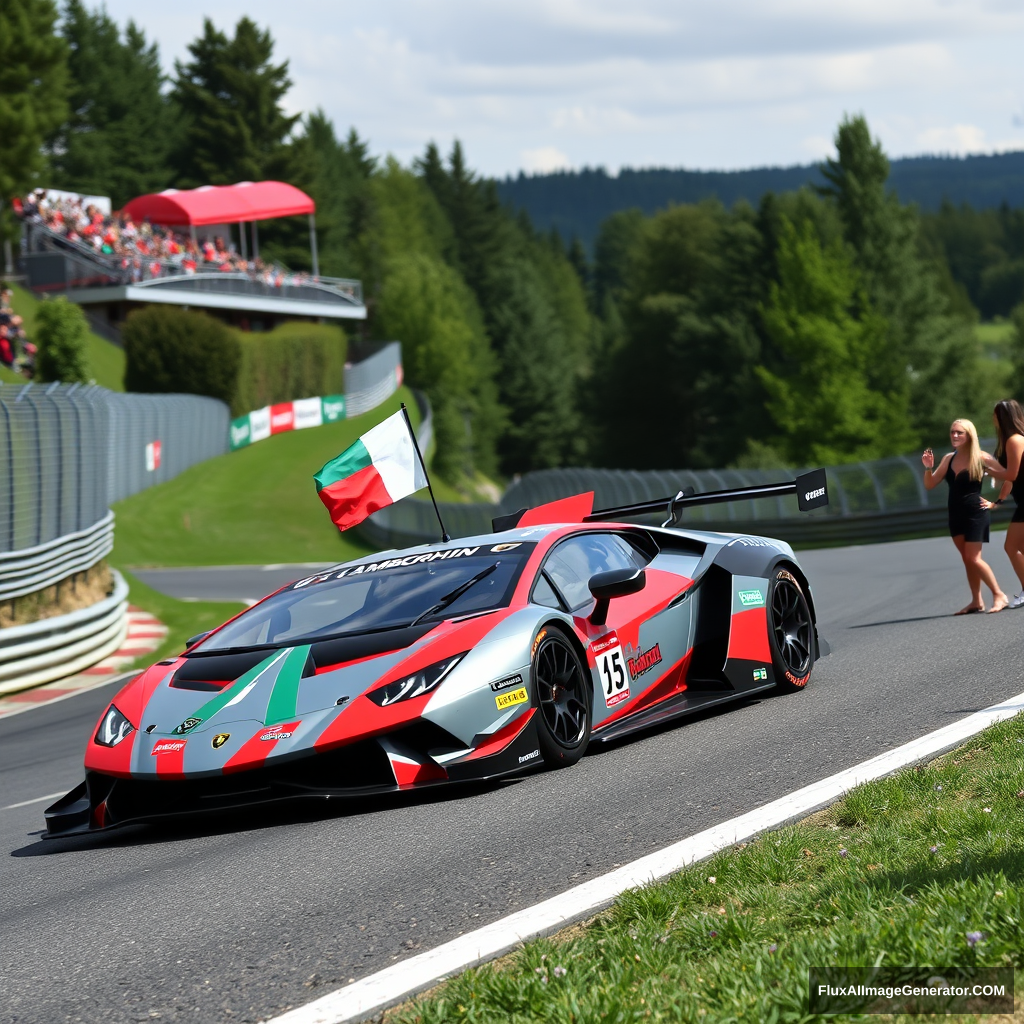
[314,410,428,530]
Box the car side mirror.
[588,568,646,626]
[185,630,212,649]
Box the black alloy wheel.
[532,629,591,767]
[768,568,814,692]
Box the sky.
[102,0,1024,178]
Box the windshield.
[196,542,535,653]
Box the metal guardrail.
[0,569,128,696]
[344,342,403,417]
[0,512,113,600]
[357,444,1010,550]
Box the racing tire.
[531,627,591,768]
[767,568,814,693]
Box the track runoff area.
[3,532,1024,1023]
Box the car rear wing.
[584,468,829,528]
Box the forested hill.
[497,151,1024,250]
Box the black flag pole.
[401,402,450,543]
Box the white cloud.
[520,147,573,173]
[98,0,1024,176]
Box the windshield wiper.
[409,562,500,627]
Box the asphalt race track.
[4,533,1024,1024]
[132,564,336,604]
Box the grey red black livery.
[46,473,828,837]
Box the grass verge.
[112,387,421,566]
[391,715,1024,1023]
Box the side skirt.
[591,682,775,744]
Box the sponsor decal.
[229,418,252,450]
[752,667,768,681]
[730,537,773,548]
[292,397,323,430]
[322,395,346,422]
[626,643,663,679]
[270,402,295,433]
[518,749,541,764]
[212,733,230,749]
[293,547,487,587]
[495,687,529,710]
[593,632,631,708]
[738,589,765,608]
[490,673,524,692]
[804,486,825,502]
[531,628,548,659]
[490,542,522,552]
[145,440,162,472]
[173,716,202,735]
[259,724,295,742]
[249,406,271,443]
[151,739,186,755]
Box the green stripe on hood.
[182,650,287,730]
[264,645,311,725]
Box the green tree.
[756,218,915,465]
[0,0,67,237]
[820,115,981,441]
[48,2,172,205]
[35,296,88,383]
[1008,302,1024,403]
[123,306,240,405]
[359,161,500,478]
[596,201,766,470]
[417,140,595,473]
[376,254,500,479]
[171,17,299,187]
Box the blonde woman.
[922,419,1008,614]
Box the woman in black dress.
[980,400,1024,608]
[922,418,1008,614]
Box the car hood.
[85,611,516,779]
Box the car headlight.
[367,654,466,707]
[95,704,135,747]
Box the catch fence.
[357,447,1011,550]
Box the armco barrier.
[0,569,128,696]
[0,511,113,600]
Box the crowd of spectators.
[0,286,34,376]
[15,189,308,287]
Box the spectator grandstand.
[16,189,310,288]
[16,182,366,337]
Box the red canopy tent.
[121,181,320,275]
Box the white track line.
[2,791,67,811]
[264,687,1024,1024]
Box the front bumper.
[45,716,541,838]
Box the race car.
[45,472,829,837]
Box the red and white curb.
[263,687,1024,1024]
[0,606,166,719]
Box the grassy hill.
[112,387,422,567]
[3,283,125,390]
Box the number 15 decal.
[592,632,631,709]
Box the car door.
[536,531,688,728]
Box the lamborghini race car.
[45,473,829,837]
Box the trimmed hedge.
[121,307,347,415]
[232,321,348,417]
[123,306,240,404]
